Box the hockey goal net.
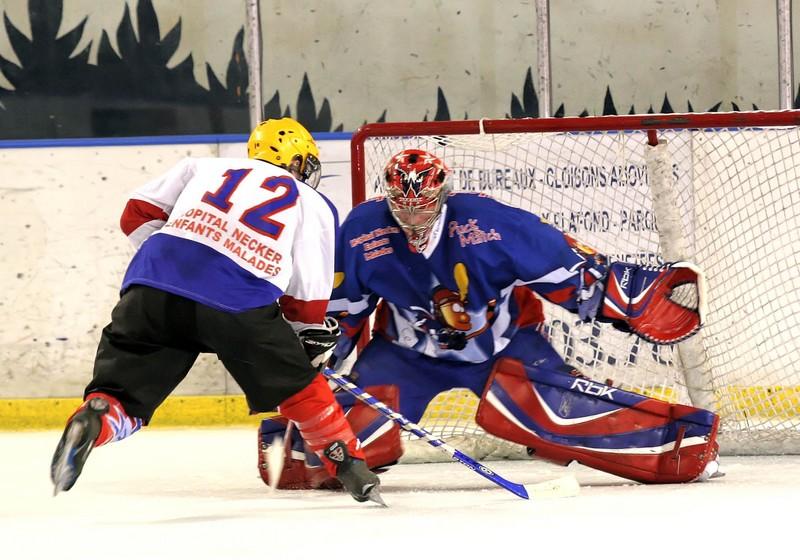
[349,111,800,458]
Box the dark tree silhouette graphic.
[0,0,247,138]
[602,87,616,115]
[421,87,453,122]
[204,28,249,134]
[0,0,92,93]
[262,73,393,132]
[509,67,539,118]
[90,0,221,135]
[94,0,202,100]
[295,73,340,132]
[262,90,291,121]
[206,29,248,105]
[433,87,451,121]
[0,0,96,137]
[660,94,674,113]
[497,66,745,120]
[0,0,772,139]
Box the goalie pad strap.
[475,358,719,484]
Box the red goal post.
[349,111,800,457]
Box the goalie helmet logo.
[383,149,451,252]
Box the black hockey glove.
[297,317,340,369]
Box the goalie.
[259,148,721,490]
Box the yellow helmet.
[247,117,322,188]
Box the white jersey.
[120,157,337,325]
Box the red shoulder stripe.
[120,199,169,236]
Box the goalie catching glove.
[599,261,705,344]
[298,317,340,369]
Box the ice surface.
[1,428,798,559]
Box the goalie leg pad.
[337,384,403,470]
[475,357,719,484]
[259,385,403,489]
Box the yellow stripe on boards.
[0,395,278,431]
[415,385,800,426]
[720,386,800,420]
[3,385,798,431]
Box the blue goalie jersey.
[328,192,609,365]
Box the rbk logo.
[620,266,632,290]
[570,378,617,400]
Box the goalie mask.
[247,118,322,188]
[383,149,450,252]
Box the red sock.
[278,374,364,476]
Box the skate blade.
[524,475,580,500]
[364,484,388,507]
[52,422,82,496]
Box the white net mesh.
[353,114,800,457]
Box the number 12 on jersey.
[201,168,299,240]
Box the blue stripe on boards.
[0,131,353,149]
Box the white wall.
[0,138,354,398]
[261,0,782,120]
[1,0,781,128]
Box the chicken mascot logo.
[431,262,496,350]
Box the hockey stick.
[323,368,578,500]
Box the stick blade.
[524,475,580,499]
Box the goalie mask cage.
[350,111,800,459]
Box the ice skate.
[51,397,109,495]
[323,440,385,506]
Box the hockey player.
[50,118,383,505]
[259,148,721,489]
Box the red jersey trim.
[120,199,169,236]
[280,295,328,324]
